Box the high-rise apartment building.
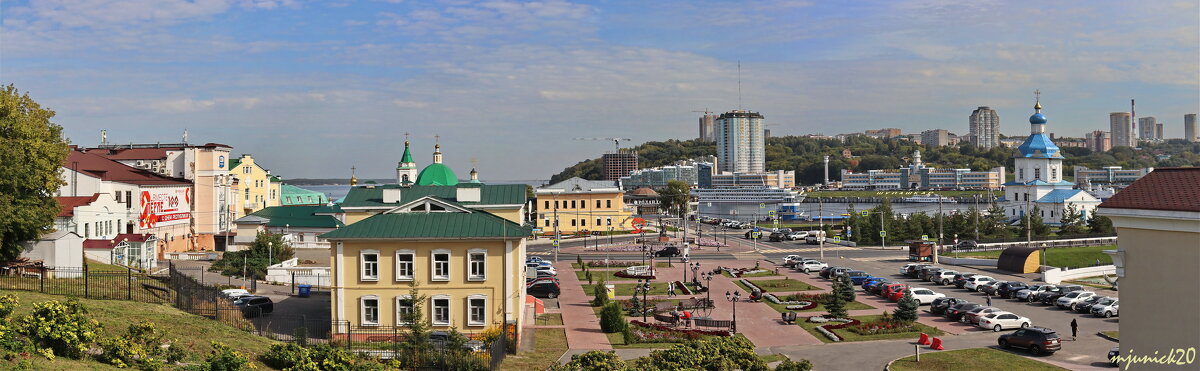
[969,106,1000,148]
[602,150,638,181]
[1110,112,1135,148]
[921,129,951,147]
[1085,131,1112,153]
[715,110,765,173]
[698,114,717,141]
[1138,117,1158,140]
[1186,114,1197,142]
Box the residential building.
[969,106,1001,148]
[711,170,796,189]
[1109,112,1135,148]
[535,177,633,235]
[1137,116,1158,141]
[233,204,344,250]
[229,154,280,216]
[840,151,1004,190]
[698,113,716,141]
[619,157,715,190]
[1002,98,1100,225]
[1085,130,1111,152]
[624,187,661,215]
[59,149,193,258]
[1073,166,1153,189]
[921,129,951,147]
[715,110,765,173]
[281,184,330,206]
[601,150,638,181]
[1186,114,1197,142]
[864,128,902,138]
[1096,167,1200,358]
[84,142,233,250]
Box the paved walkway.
[553,261,612,350]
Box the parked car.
[899,263,920,276]
[782,255,804,267]
[233,296,274,317]
[829,267,853,279]
[1034,285,1081,305]
[797,260,827,273]
[918,266,944,281]
[997,281,1029,299]
[1055,291,1097,310]
[962,306,1003,324]
[963,276,997,291]
[221,288,251,300]
[1090,298,1119,318]
[787,231,809,240]
[527,280,561,299]
[978,311,1032,331]
[867,279,895,295]
[930,297,968,315]
[945,303,982,321]
[821,266,850,279]
[1014,285,1053,302]
[905,264,932,278]
[1073,295,1110,313]
[907,288,946,305]
[862,277,888,290]
[979,281,1005,296]
[526,256,544,263]
[931,270,958,285]
[846,271,873,284]
[1109,347,1121,366]
[998,327,1062,355]
[951,273,978,288]
[882,284,910,300]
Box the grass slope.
[2,291,276,369]
[889,348,1068,371]
[958,245,1115,268]
[498,328,568,370]
[799,315,944,343]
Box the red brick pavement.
[553,261,613,350]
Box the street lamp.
[725,290,740,333]
[703,272,714,312]
[641,279,651,322]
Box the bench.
[693,318,734,330]
[654,302,677,313]
[779,311,797,325]
[653,313,679,327]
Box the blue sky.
[3,0,1197,180]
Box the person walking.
[986,293,992,307]
[1070,318,1078,341]
[667,282,676,297]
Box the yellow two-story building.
[535,177,634,235]
[229,154,281,217]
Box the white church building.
[1002,95,1100,225]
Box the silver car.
[1055,291,1096,310]
[1091,299,1120,318]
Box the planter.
[629,320,733,337]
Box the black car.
[999,327,1062,355]
[1109,347,1121,366]
[768,232,787,242]
[944,303,982,321]
[905,264,931,278]
[980,281,1007,296]
[918,266,943,281]
[1074,295,1109,313]
[527,280,561,299]
[930,297,968,315]
[1037,285,1084,305]
[234,295,274,317]
[997,281,1029,299]
[952,273,978,289]
[956,240,979,249]
[654,245,680,257]
[867,279,894,295]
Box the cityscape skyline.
[2,0,1197,179]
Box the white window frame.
[467,249,487,281]
[467,294,487,327]
[431,295,451,326]
[360,249,379,281]
[431,249,450,281]
[395,249,415,281]
[360,295,380,326]
[395,295,414,325]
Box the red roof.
[1099,167,1200,212]
[83,233,156,249]
[55,194,100,217]
[114,233,155,242]
[65,151,191,186]
[83,239,116,249]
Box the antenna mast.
[737,60,743,110]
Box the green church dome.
[415,163,459,186]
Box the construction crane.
[692,109,714,116]
[573,137,632,153]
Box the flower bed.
[848,319,919,336]
[722,267,770,278]
[630,320,733,337]
[805,317,860,342]
[695,237,727,247]
[614,271,655,279]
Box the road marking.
[850,256,908,262]
[757,246,857,253]
[528,251,552,256]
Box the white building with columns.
[1002,96,1100,225]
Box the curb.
[1096,331,1119,343]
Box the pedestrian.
[667,282,675,297]
[986,293,992,307]
[1070,318,1078,340]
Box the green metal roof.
[228,158,242,170]
[246,206,345,228]
[280,184,329,206]
[339,183,525,208]
[400,143,415,165]
[320,212,530,239]
[416,163,459,186]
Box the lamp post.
[691,262,701,286]
[725,290,740,333]
[703,272,714,312]
[641,279,651,322]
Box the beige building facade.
[535,177,633,235]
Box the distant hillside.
[548,136,1200,186]
[285,178,391,185]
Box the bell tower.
[396,133,418,185]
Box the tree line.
[841,200,1114,245]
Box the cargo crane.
[572,137,632,153]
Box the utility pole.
[553,196,560,263]
[935,197,943,264]
[1025,197,1032,249]
[818,199,824,260]
[974,194,980,241]
[880,209,886,249]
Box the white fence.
[1042,265,1116,285]
[166,252,220,261]
[265,258,331,287]
[938,257,997,266]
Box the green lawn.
[721,270,780,278]
[499,328,569,370]
[889,348,1068,371]
[1102,331,1119,340]
[958,245,1115,268]
[807,190,1002,198]
[1,291,276,369]
[605,332,755,350]
[572,262,673,269]
[799,315,944,343]
[763,298,875,313]
[535,313,564,326]
[583,282,693,296]
[735,278,819,293]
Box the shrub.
[824,278,848,319]
[632,336,766,371]
[564,350,626,370]
[577,255,584,267]
[16,299,101,359]
[592,279,609,307]
[893,290,919,323]
[598,302,625,333]
[775,359,814,371]
[0,295,18,319]
[97,322,183,370]
[189,341,254,371]
[477,325,504,347]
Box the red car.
[887,288,910,302]
[882,284,909,300]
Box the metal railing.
[0,265,173,304]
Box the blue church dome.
[1029,113,1047,125]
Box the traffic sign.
[759,203,766,208]
[861,210,869,217]
[879,231,887,237]
[767,211,776,217]
[552,239,560,247]
[833,237,841,243]
[921,234,929,241]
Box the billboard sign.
[140,187,191,228]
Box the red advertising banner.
[140,188,191,228]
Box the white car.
[526,256,544,263]
[787,231,809,240]
[900,263,920,275]
[964,276,997,291]
[977,311,1032,332]
[798,260,827,273]
[907,288,946,305]
[931,271,958,285]
[536,266,557,275]
[221,288,250,299]
[1055,291,1097,310]
[782,255,804,265]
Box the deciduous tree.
[0,85,70,261]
